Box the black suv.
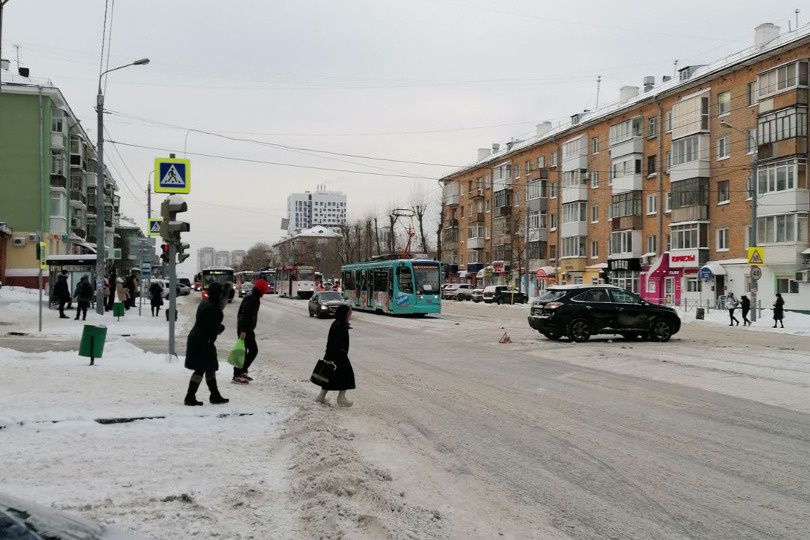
[527,285,680,342]
[482,285,528,304]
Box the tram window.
[374,268,388,290]
[398,266,413,293]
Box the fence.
[647,295,764,317]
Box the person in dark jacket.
[232,278,270,384]
[53,271,71,319]
[772,293,785,328]
[740,295,751,326]
[149,281,164,317]
[315,304,355,407]
[73,276,94,321]
[183,282,229,406]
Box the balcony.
[467,237,486,249]
[671,205,708,222]
[562,153,588,172]
[51,133,65,151]
[494,234,512,245]
[50,176,67,190]
[528,228,548,242]
[560,221,588,238]
[69,190,86,207]
[561,185,588,203]
[611,174,643,194]
[531,168,549,180]
[611,215,642,231]
[609,138,644,159]
[471,187,484,199]
[471,212,485,223]
[494,206,512,217]
[444,193,460,206]
[758,87,808,113]
[445,219,459,229]
[443,241,458,251]
[757,138,808,161]
[527,197,548,212]
[758,190,810,214]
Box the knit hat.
[253,279,270,295]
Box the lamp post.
[95,58,149,314]
[720,119,758,321]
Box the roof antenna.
[796,8,800,29]
[595,75,602,109]
[673,59,679,78]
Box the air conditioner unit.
[27,233,37,241]
[12,237,26,247]
[795,270,810,282]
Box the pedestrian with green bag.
[232,279,270,384]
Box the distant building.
[215,250,230,267]
[198,247,214,271]
[231,250,246,268]
[286,185,346,236]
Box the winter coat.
[115,281,129,302]
[185,283,225,372]
[237,289,261,333]
[322,304,355,391]
[740,296,750,311]
[726,294,739,309]
[74,279,94,303]
[54,275,70,301]
[150,282,164,307]
[773,295,785,320]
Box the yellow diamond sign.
[747,247,764,266]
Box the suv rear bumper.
[527,314,561,333]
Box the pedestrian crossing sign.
[154,157,191,194]
[148,218,162,237]
[747,246,764,265]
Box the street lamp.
[720,119,758,321]
[95,57,149,314]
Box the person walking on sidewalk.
[740,295,751,326]
[773,293,785,328]
[149,280,164,317]
[73,276,94,321]
[726,291,740,326]
[315,304,355,407]
[183,282,229,406]
[54,271,71,319]
[232,278,270,384]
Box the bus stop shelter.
[45,254,97,310]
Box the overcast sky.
[3,0,805,268]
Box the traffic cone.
[499,331,511,344]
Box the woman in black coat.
[183,282,229,405]
[315,304,355,407]
[772,292,785,328]
[149,281,164,317]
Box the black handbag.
[310,359,336,387]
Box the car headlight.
[320,305,328,310]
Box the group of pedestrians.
[182,277,356,407]
[725,291,786,328]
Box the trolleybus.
[201,266,235,301]
[276,264,316,299]
[341,257,441,315]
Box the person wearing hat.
[184,281,229,406]
[232,278,270,384]
[73,276,94,321]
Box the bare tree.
[240,242,273,271]
[409,184,431,255]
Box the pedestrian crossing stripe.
[747,246,764,265]
[148,218,162,237]
[154,158,191,194]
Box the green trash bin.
[695,307,705,320]
[79,324,107,365]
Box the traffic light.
[160,243,170,263]
[159,195,190,241]
[176,242,190,264]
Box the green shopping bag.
[227,338,246,368]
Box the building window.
[549,244,556,260]
[646,235,656,253]
[717,228,729,251]
[550,213,557,229]
[609,117,642,145]
[591,240,598,258]
[525,160,532,175]
[646,194,657,215]
[591,204,599,223]
[758,61,809,99]
[592,137,599,154]
[648,117,658,138]
[670,222,709,249]
[537,156,545,168]
[562,202,587,223]
[51,108,64,134]
[756,213,809,244]
[672,177,709,209]
[747,81,757,105]
[665,192,672,213]
[717,180,730,203]
[665,110,673,132]
[717,91,731,116]
[776,277,800,294]
[611,191,642,218]
[550,151,558,168]
[672,94,709,139]
[549,182,558,198]
[686,277,700,292]
[717,135,730,159]
[671,134,701,166]
[757,158,807,194]
[647,155,657,176]
[561,236,587,258]
[610,230,634,254]
[590,171,599,188]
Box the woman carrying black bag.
[315,304,355,407]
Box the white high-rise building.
[231,250,246,268]
[198,247,215,272]
[215,251,231,267]
[286,185,347,236]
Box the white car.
[148,279,171,299]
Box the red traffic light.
[161,244,169,253]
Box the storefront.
[606,258,641,293]
[644,252,686,305]
[466,263,484,287]
[534,265,556,295]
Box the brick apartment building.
[440,23,810,312]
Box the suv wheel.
[649,319,673,342]
[567,318,591,342]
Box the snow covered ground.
[1,285,808,538]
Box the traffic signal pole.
[168,242,177,357]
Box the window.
[686,278,700,292]
[527,180,546,200]
[537,155,545,168]
[757,158,807,194]
[747,81,757,106]
[610,230,634,254]
[485,173,491,188]
[647,235,656,253]
[611,157,642,180]
[592,137,599,154]
[646,194,657,215]
[468,223,485,239]
[561,236,587,258]
[758,107,808,145]
[757,61,808,99]
[563,137,585,159]
[756,213,808,244]
[549,244,556,260]
[671,134,701,166]
[746,129,757,154]
[550,151,558,167]
[608,117,642,145]
[717,180,730,203]
[648,117,658,138]
[562,202,587,223]
[550,213,557,229]
[670,222,709,249]
[717,135,730,159]
[672,177,709,209]
[513,164,520,178]
[525,160,532,175]
[717,228,729,251]
[776,277,800,294]
[665,192,671,213]
[611,192,642,218]
[49,192,67,218]
[591,204,598,223]
[717,91,731,116]
[528,210,543,230]
[666,110,673,132]
[647,155,657,176]
[672,94,709,139]
[549,182,558,198]
[590,171,599,188]
[591,240,598,258]
[562,170,587,187]
[51,108,64,133]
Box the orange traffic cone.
[498,331,511,344]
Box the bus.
[259,267,276,294]
[201,266,235,300]
[276,264,316,299]
[341,258,441,316]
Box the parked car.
[441,284,461,300]
[470,288,484,303]
[527,285,681,342]
[453,284,474,300]
[482,285,528,304]
[176,282,191,296]
[148,279,170,299]
[178,277,192,289]
[308,290,349,318]
[239,281,253,298]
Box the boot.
[336,391,353,408]
[206,373,229,404]
[315,389,331,405]
[184,374,204,406]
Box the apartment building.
[440,23,810,309]
[197,247,215,272]
[0,66,121,287]
[286,185,347,236]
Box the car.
[470,288,484,303]
[441,283,459,300]
[454,284,475,301]
[527,285,681,342]
[482,285,528,304]
[147,278,170,299]
[178,277,192,289]
[239,281,253,298]
[176,282,191,296]
[308,290,349,318]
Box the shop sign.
[607,258,641,272]
[670,255,695,263]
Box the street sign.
[148,218,163,237]
[751,266,762,280]
[747,247,764,265]
[141,261,152,277]
[154,158,191,194]
[698,266,714,280]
